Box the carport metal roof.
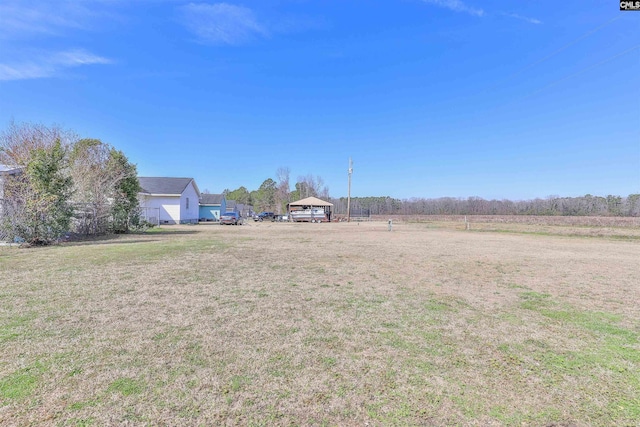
[287,197,333,207]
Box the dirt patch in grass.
[1,220,638,425]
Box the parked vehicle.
[253,212,276,222]
[220,212,241,225]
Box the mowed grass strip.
[0,221,638,425]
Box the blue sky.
[1,0,638,200]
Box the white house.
[138,177,200,225]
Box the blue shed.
[199,194,226,221]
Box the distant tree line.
[330,195,640,217]
[0,122,141,245]
[222,169,639,218]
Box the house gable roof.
[138,177,199,196]
[200,193,224,205]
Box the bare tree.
[69,139,116,234]
[0,121,76,167]
[69,139,141,234]
[275,167,290,214]
[296,174,330,200]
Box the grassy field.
[1,218,639,426]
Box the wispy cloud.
[0,1,116,81]
[421,0,485,17]
[501,12,542,25]
[0,1,99,39]
[180,3,268,45]
[53,49,112,67]
[0,49,112,81]
[420,1,543,25]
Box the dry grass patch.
[1,220,639,425]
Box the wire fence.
[138,207,160,227]
[349,208,371,221]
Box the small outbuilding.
[287,196,333,222]
[199,193,226,222]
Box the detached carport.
[287,196,333,222]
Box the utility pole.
[347,157,353,222]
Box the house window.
[186,197,189,209]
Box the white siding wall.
[140,195,181,224]
[180,182,200,223]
